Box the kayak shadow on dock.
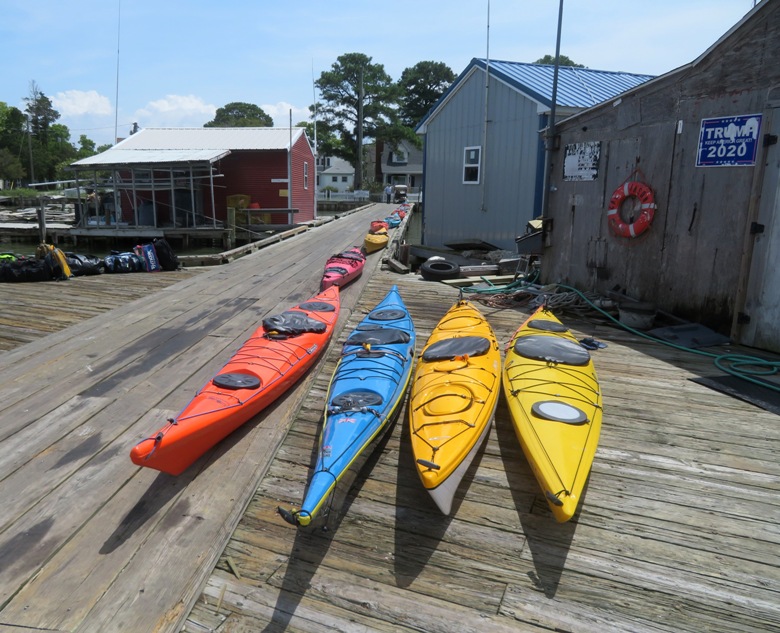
[391,409,489,588]
[494,399,578,599]
[261,418,397,633]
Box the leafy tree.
[0,147,25,184]
[533,55,584,68]
[76,135,97,159]
[0,103,27,164]
[298,115,348,163]
[397,61,456,127]
[315,53,402,185]
[205,102,273,127]
[24,81,60,143]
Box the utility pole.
[542,0,564,219]
[355,68,364,190]
[26,116,35,184]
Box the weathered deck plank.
[1,204,778,633]
[190,270,779,633]
[0,204,393,632]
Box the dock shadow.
[260,421,396,632]
[494,399,578,599]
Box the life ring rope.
[607,177,656,238]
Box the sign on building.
[563,142,601,181]
[696,114,762,167]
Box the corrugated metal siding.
[422,69,543,250]
[220,152,289,222]
[115,127,303,151]
[485,60,654,109]
[290,135,315,221]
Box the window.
[332,176,338,182]
[390,150,407,164]
[303,162,309,189]
[463,146,481,184]
[341,176,348,182]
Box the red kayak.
[320,246,366,290]
[130,286,340,475]
[370,220,389,233]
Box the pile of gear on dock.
[0,238,179,283]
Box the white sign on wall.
[563,142,601,181]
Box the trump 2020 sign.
[696,114,762,167]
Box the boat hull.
[281,285,415,528]
[502,306,602,521]
[130,287,341,475]
[409,299,500,515]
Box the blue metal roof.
[417,58,654,131]
[479,59,654,108]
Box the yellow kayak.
[502,305,603,522]
[364,230,388,254]
[409,299,501,515]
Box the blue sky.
[1,0,758,147]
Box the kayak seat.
[422,336,490,362]
[263,310,327,336]
[368,308,407,321]
[346,327,410,346]
[528,318,569,333]
[513,335,590,365]
[324,266,349,275]
[213,372,262,390]
[337,251,365,261]
[331,389,384,410]
[297,301,337,312]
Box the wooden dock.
[1,204,778,632]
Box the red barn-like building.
[68,127,316,233]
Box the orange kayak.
[130,286,340,475]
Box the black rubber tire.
[420,259,460,281]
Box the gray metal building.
[416,59,653,250]
[541,0,779,351]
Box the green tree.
[0,103,27,167]
[298,115,347,164]
[533,55,584,68]
[204,102,273,127]
[397,61,456,127]
[24,81,60,143]
[315,53,402,185]
[76,134,97,159]
[0,147,25,184]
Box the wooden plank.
[0,205,391,631]
[1,210,778,633]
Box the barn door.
[740,106,780,352]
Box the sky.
[0,0,760,148]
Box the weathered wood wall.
[542,1,780,347]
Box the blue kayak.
[278,285,415,528]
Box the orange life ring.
[607,181,656,238]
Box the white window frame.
[463,146,481,184]
[391,150,407,164]
[303,162,309,189]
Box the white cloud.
[262,101,311,126]
[52,90,112,116]
[134,94,217,128]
